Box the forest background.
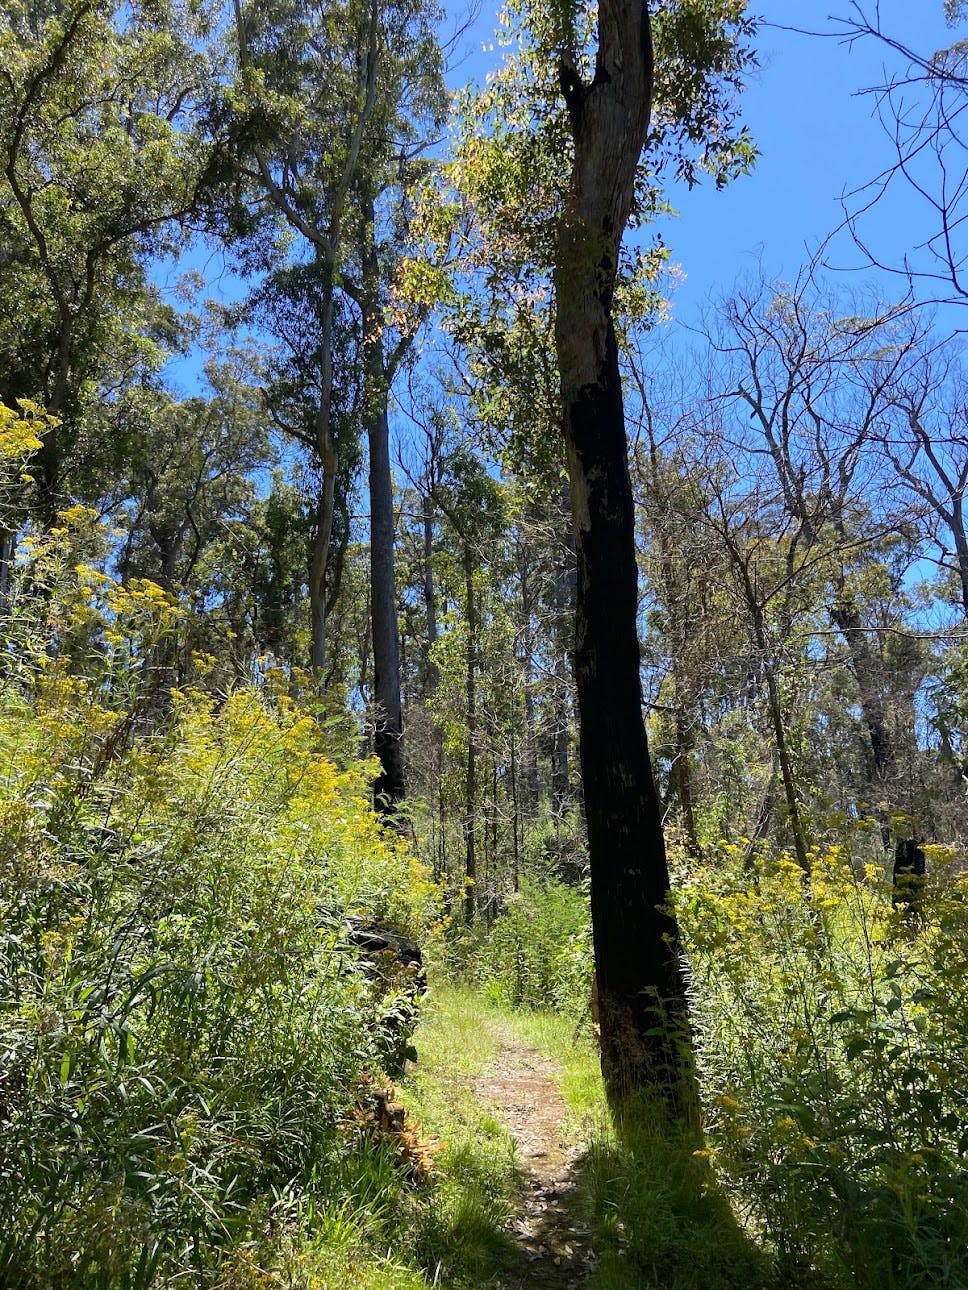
[2,0,968,1285]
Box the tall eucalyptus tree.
[0,0,223,588]
[547,0,755,1109]
[444,0,757,1105]
[231,0,445,807]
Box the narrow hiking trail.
[472,1031,598,1288]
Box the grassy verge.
[232,983,524,1289]
[242,982,779,1289]
[401,983,525,1286]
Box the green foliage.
[0,0,219,511]
[456,878,593,1018]
[437,0,757,490]
[678,844,968,1287]
[649,1,758,190]
[457,836,968,1286]
[0,517,441,1283]
[115,355,274,595]
[424,982,777,1290]
[0,400,50,526]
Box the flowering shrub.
[0,487,441,1284]
[677,844,968,1287]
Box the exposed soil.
[473,1035,595,1288]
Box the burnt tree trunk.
[0,527,15,620]
[518,548,542,816]
[739,556,810,875]
[670,694,700,858]
[554,0,697,1115]
[367,393,405,808]
[652,491,701,858]
[552,482,577,815]
[307,248,341,680]
[308,458,337,677]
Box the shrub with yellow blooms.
[0,506,442,1284]
[676,840,968,1287]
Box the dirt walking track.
[473,1034,596,1288]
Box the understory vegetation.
[4,0,968,1284]
[1,457,967,1285]
[463,858,968,1288]
[0,502,441,1283]
[5,511,966,1285]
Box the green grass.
[402,984,526,1286]
[575,1119,778,1289]
[468,988,780,1290]
[216,980,782,1289]
[397,983,779,1290]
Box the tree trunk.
[464,550,478,923]
[551,483,576,814]
[744,595,810,874]
[830,595,895,781]
[561,325,696,1112]
[0,527,15,620]
[554,0,697,1115]
[307,250,341,680]
[422,492,440,691]
[951,497,968,619]
[308,462,336,677]
[653,499,701,857]
[670,696,700,858]
[551,680,571,814]
[510,724,521,891]
[360,204,405,809]
[762,642,809,873]
[518,549,541,815]
[366,420,405,808]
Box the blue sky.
[451,1,959,324]
[166,3,962,392]
[659,3,957,321]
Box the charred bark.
[421,492,439,691]
[0,527,14,621]
[553,0,698,1115]
[368,391,405,809]
[564,330,696,1111]
[308,461,337,677]
[518,547,541,815]
[355,191,406,812]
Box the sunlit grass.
[411,981,505,1079]
[439,984,777,1290]
[506,1005,608,1131]
[398,981,524,1287]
